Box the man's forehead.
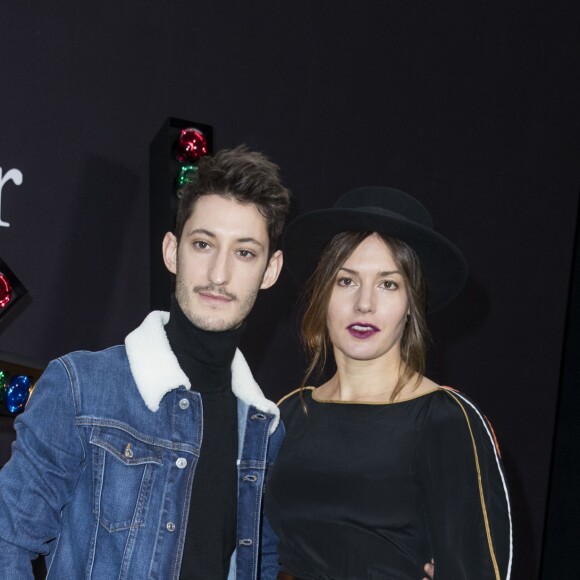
[185,194,269,242]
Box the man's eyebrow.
[187,229,265,248]
[188,228,216,238]
[339,267,401,276]
[237,237,265,248]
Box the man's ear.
[162,232,178,275]
[260,250,283,290]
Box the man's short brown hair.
[175,145,292,255]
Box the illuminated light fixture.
[149,117,213,311]
[0,369,7,401]
[0,257,28,322]
[5,375,32,414]
[175,128,208,163]
[177,164,198,190]
[0,370,33,415]
[173,128,209,195]
[0,273,11,308]
[0,356,45,418]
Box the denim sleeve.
[260,420,285,580]
[0,358,85,577]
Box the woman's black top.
[265,387,512,580]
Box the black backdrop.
[1,2,579,578]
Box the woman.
[265,187,512,579]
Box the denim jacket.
[0,311,284,579]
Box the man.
[0,146,290,579]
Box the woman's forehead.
[342,234,397,269]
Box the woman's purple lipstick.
[347,323,379,339]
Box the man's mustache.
[193,285,237,302]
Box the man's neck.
[164,296,246,392]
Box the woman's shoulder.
[276,387,314,426]
[430,386,487,416]
[426,387,502,457]
[277,386,313,409]
[427,386,486,421]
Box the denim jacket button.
[250,413,267,421]
[239,539,253,546]
[175,457,187,469]
[166,522,176,532]
[179,398,190,410]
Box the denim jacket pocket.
[90,425,163,533]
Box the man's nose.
[208,250,231,286]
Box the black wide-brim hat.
[283,186,468,312]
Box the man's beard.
[174,279,260,332]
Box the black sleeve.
[418,389,512,580]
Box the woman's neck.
[317,349,434,403]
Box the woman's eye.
[381,280,399,290]
[337,277,354,287]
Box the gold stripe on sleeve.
[444,390,501,580]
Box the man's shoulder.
[52,345,134,401]
[59,344,128,369]
[59,310,162,374]
[27,344,136,418]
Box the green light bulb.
[0,370,7,401]
[178,164,198,188]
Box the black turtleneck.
[165,297,242,580]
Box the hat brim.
[282,207,467,312]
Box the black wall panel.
[540,194,580,577]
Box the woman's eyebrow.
[339,266,401,276]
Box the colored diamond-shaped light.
[0,272,12,308]
[0,369,7,401]
[177,164,198,188]
[6,375,31,414]
[175,128,208,163]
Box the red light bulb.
[0,273,12,308]
[176,128,208,163]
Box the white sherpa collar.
[125,311,280,432]
[230,348,280,433]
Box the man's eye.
[193,241,210,250]
[238,249,255,259]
